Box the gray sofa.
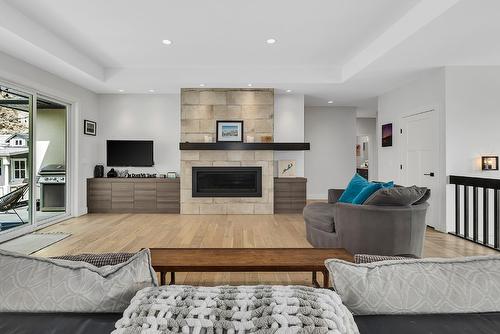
[304,189,429,257]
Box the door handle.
[424,172,435,177]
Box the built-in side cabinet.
[274,177,307,213]
[87,178,180,213]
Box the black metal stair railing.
[449,175,500,251]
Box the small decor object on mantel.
[278,160,296,177]
[167,172,177,179]
[381,123,392,147]
[106,168,118,178]
[216,121,243,142]
[261,135,273,143]
[84,120,96,136]
[482,156,498,170]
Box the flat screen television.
[107,140,154,167]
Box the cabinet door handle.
[424,172,435,177]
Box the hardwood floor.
[34,213,499,286]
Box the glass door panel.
[0,86,32,232]
[35,96,68,224]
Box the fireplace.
[192,167,262,197]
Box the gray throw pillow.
[364,185,427,206]
[0,248,157,312]
[413,188,431,205]
[325,255,500,315]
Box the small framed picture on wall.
[381,123,392,147]
[216,120,243,142]
[84,120,97,136]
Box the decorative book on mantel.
[179,142,310,151]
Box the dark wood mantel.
[179,142,310,151]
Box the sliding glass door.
[0,83,71,239]
[0,85,33,233]
[35,96,69,224]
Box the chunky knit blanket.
[113,285,359,334]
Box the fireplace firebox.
[192,167,262,197]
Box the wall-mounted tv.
[107,140,154,167]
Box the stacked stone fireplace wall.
[180,88,274,214]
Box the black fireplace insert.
[192,166,262,197]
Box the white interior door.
[401,110,439,228]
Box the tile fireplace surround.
[181,88,274,214]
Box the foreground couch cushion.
[114,285,359,334]
[325,255,500,315]
[354,312,500,334]
[0,312,121,334]
[0,248,157,313]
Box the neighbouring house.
[0,133,29,196]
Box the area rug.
[0,232,71,255]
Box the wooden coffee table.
[150,248,353,288]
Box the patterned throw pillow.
[325,255,500,315]
[0,248,157,313]
[51,252,135,267]
[354,254,416,264]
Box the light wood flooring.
[35,213,499,286]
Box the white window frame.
[11,158,27,181]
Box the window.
[12,158,27,180]
[12,139,24,146]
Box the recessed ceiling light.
[149,89,155,93]
[199,83,205,87]
[247,83,253,87]
[118,89,124,93]
[286,89,292,93]
[328,100,333,104]
[266,38,276,45]
[162,39,172,45]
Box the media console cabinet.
[274,177,307,213]
[87,178,180,213]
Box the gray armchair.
[304,189,429,257]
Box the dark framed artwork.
[381,123,392,147]
[84,119,97,136]
[216,120,243,142]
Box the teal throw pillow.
[338,174,370,203]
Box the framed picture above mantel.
[216,120,243,142]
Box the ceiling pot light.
[162,39,172,45]
[199,84,205,87]
[118,89,124,92]
[328,100,333,104]
[149,89,155,93]
[266,38,276,44]
[286,89,292,93]
[247,83,253,87]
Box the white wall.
[356,117,377,180]
[98,94,181,175]
[445,66,500,231]
[0,50,100,219]
[274,94,305,176]
[377,68,446,231]
[305,107,356,199]
[445,66,500,178]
